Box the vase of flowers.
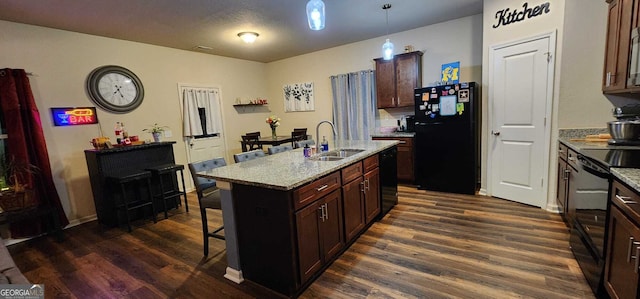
[266,115,281,140]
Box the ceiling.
[0,0,483,63]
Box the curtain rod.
[0,70,35,77]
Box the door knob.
[492,130,501,136]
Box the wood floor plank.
[7,186,594,298]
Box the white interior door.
[179,85,227,190]
[488,33,555,208]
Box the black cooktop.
[580,148,640,168]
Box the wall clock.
[86,65,144,114]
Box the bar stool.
[106,170,157,232]
[145,163,188,219]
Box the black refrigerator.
[413,82,479,195]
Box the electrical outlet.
[163,130,172,138]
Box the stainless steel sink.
[308,148,365,161]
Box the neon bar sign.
[51,107,98,126]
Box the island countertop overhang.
[198,140,398,191]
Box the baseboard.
[478,188,487,196]
[224,267,244,284]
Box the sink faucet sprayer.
[316,120,337,152]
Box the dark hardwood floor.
[8,185,594,298]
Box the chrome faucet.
[316,120,337,151]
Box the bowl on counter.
[608,120,640,140]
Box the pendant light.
[306,0,325,30]
[382,4,394,60]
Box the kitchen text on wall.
[493,2,551,29]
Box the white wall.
[265,14,483,137]
[0,20,268,224]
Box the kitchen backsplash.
[377,107,414,128]
[558,128,607,138]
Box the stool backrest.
[241,134,262,152]
[268,144,293,155]
[234,149,266,162]
[188,157,227,198]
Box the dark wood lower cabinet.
[364,167,380,224]
[605,180,640,299]
[342,176,365,243]
[296,189,344,284]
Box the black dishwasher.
[379,146,398,217]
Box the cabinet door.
[603,0,634,92]
[397,144,414,182]
[604,205,640,299]
[295,201,323,284]
[364,168,380,224]
[375,59,396,108]
[342,177,365,242]
[319,190,344,262]
[395,53,422,107]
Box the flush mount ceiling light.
[238,32,259,43]
[382,4,394,60]
[306,0,325,30]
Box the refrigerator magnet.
[456,103,464,115]
[458,89,470,102]
[448,89,455,95]
[419,104,427,111]
[430,93,437,99]
[455,84,460,91]
[422,93,429,102]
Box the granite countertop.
[199,140,398,191]
[612,168,640,192]
[371,132,415,138]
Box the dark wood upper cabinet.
[602,0,635,93]
[375,51,423,108]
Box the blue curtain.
[330,70,376,140]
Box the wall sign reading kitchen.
[493,2,551,29]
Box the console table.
[84,142,177,227]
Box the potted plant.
[143,123,168,142]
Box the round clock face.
[86,65,144,113]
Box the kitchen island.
[197,140,398,297]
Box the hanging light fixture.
[237,32,259,43]
[382,4,394,60]
[306,0,325,30]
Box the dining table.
[240,135,304,152]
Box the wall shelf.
[233,103,270,113]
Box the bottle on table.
[114,122,123,144]
[303,143,311,157]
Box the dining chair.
[291,129,307,148]
[268,144,293,155]
[241,134,262,152]
[295,139,316,149]
[233,149,266,162]
[188,157,227,256]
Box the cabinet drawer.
[558,143,568,161]
[567,148,578,169]
[294,172,340,211]
[363,155,378,173]
[341,162,363,185]
[611,180,640,224]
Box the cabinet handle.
[629,237,636,263]
[398,141,407,144]
[392,97,395,106]
[324,204,328,221]
[563,169,570,180]
[616,194,638,204]
[558,149,564,153]
[636,246,640,274]
[568,156,575,161]
[397,97,400,105]
[606,72,611,87]
[316,184,329,192]
[360,181,365,192]
[318,205,325,222]
[365,178,370,191]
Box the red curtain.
[0,68,69,237]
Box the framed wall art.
[283,82,314,112]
